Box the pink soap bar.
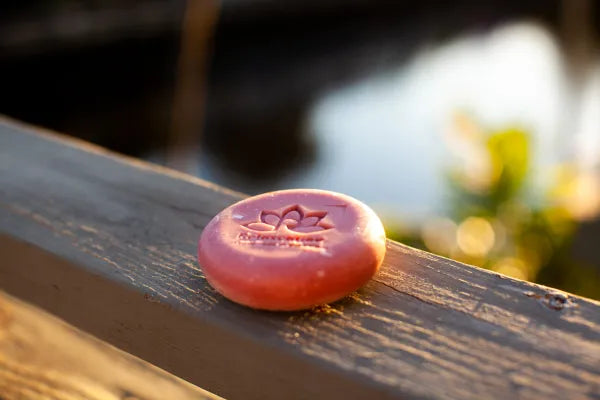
[198,189,386,311]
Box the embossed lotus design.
[243,205,333,233]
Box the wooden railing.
[1,116,599,400]
[0,291,218,399]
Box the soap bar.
[198,189,386,311]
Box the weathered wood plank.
[0,116,599,400]
[0,290,220,400]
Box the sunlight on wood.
[0,291,221,400]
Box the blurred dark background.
[2,0,600,298]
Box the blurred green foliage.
[387,117,600,300]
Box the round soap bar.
[198,189,386,311]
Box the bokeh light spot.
[456,217,495,257]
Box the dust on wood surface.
[1,116,599,400]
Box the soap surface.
[198,189,386,311]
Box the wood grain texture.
[0,116,599,400]
[0,290,220,400]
